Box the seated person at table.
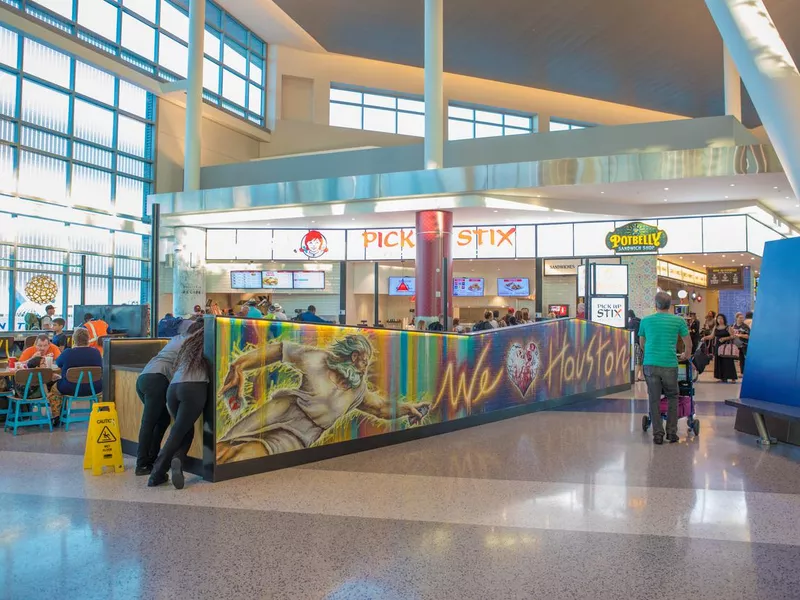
[54,327,103,398]
[52,318,68,349]
[19,333,61,364]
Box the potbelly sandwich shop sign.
[605,222,668,254]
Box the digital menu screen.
[497,278,530,297]
[548,304,570,318]
[453,277,485,297]
[293,271,326,289]
[261,270,294,289]
[388,277,415,296]
[230,271,262,289]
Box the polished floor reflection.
[2,373,799,599]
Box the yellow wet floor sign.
[83,402,124,475]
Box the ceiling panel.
[273,0,800,127]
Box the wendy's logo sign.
[297,230,328,259]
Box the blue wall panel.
[740,238,800,407]
[718,266,753,320]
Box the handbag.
[717,342,740,358]
[733,336,744,348]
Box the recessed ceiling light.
[730,184,735,187]
[692,261,695,264]
[732,259,735,262]
[680,256,683,259]
[664,187,669,191]
[493,210,498,213]
[751,257,755,260]
[351,218,355,221]
[724,196,729,199]
[600,191,605,194]
[663,198,668,202]
[702,265,706,267]
[774,186,779,190]
[722,255,726,257]
[786,196,791,199]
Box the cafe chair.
[4,368,54,436]
[60,367,102,431]
[0,362,11,423]
[23,336,37,349]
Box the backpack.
[472,320,492,332]
[157,315,184,338]
[629,317,641,339]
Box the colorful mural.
[213,318,631,465]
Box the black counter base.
[120,439,204,477]
[213,383,630,482]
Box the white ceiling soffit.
[214,0,325,53]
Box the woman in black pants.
[135,319,203,476]
[148,321,209,490]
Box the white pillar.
[723,45,742,120]
[424,0,444,170]
[183,0,205,192]
[706,0,800,198]
[173,227,206,317]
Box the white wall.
[155,98,262,193]
[541,276,577,318]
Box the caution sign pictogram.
[97,426,117,444]
[84,402,124,476]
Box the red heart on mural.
[506,341,540,397]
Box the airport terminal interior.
[1,0,800,598]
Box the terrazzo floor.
[2,372,799,599]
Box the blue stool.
[60,367,102,431]
[4,368,54,436]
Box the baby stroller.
[641,359,699,437]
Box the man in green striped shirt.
[638,292,693,445]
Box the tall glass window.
[12,0,267,126]
[0,25,150,329]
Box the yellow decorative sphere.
[25,275,58,305]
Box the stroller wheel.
[692,420,700,436]
[642,415,650,432]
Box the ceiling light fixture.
[663,198,668,202]
[724,196,729,199]
[664,187,669,191]
[730,184,735,187]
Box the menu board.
[230,271,262,289]
[388,277,416,296]
[293,271,326,289]
[707,267,743,289]
[261,271,294,289]
[497,278,530,297]
[453,277,485,297]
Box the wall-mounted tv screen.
[548,304,570,318]
[293,271,326,289]
[231,271,262,289]
[497,278,530,297]
[261,270,294,289]
[388,277,415,296]
[453,277,485,297]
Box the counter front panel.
[211,317,630,479]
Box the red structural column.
[415,210,453,324]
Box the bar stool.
[60,367,102,431]
[4,368,54,435]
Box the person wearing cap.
[265,303,288,321]
[40,305,57,330]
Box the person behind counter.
[265,303,288,321]
[452,318,465,333]
[136,319,204,476]
[245,301,262,319]
[83,313,109,355]
[54,327,102,397]
[149,320,209,490]
[428,315,445,331]
[297,305,330,324]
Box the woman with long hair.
[149,320,209,489]
[136,319,203,476]
[703,313,738,383]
